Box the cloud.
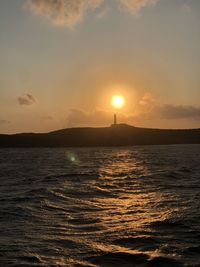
[136,95,200,120]
[66,104,200,128]
[137,93,200,121]
[118,0,159,13]
[96,7,110,20]
[139,92,155,106]
[28,0,103,27]
[96,7,109,19]
[154,105,200,120]
[18,93,36,106]
[181,3,192,14]
[0,119,10,124]
[27,0,160,27]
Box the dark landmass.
[0,124,199,147]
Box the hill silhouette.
[0,124,199,147]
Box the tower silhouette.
[114,114,117,125]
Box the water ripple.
[0,145,200,266]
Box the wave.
[0,146,200,266]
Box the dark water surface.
[0,145,200,267]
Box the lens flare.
[66,151,80,165]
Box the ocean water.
[0,145,200,267]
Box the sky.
[0,0,200,133]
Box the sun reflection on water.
[26,147,190,266]
[95,149,178,245]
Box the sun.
[111,95,125,109]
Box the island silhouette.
[0,124,199,147]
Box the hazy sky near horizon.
[0,0,200,133]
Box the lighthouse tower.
[114,114,117,126]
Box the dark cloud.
[27,0,160,27]
[18,93,36,106]
[137,93,200,121]
[155,105,200,120]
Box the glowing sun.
[111,95,125,109]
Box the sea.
[0,145,200,267]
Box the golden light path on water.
[59,148,185,266]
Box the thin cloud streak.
[67,109,113,127]
[118,0,159,13]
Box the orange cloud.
[28,0,103,27]
[27,0,160,27]
[66,104,200,128]
[139,92,155,106]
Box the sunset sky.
[0,0,200,133]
